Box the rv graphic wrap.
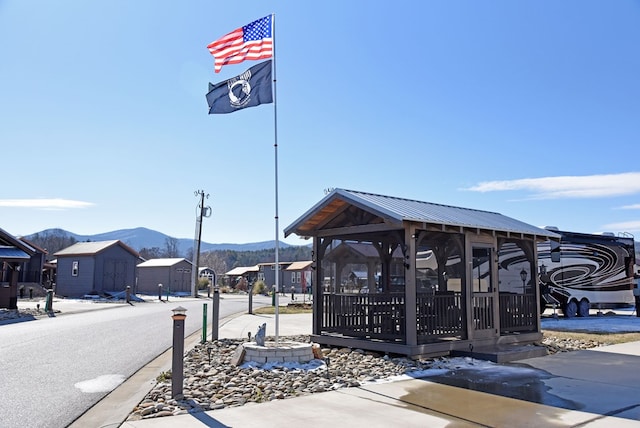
[496,231,635,314]
[537,237,636,308]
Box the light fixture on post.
[520,268,527,294]
[171,306,188,400]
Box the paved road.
[0,294,267,428]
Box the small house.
[0,228,36,309]
[257,262,293,292]
[285,261,313,294]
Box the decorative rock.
[126,334,606,421]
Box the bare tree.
[164,237,180,257]
[200,251,229,280]
[139,247,162,260]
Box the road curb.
[68,312,242,428]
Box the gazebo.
[284,189,560,361]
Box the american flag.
[207,15,273,73]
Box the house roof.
[137,258,191,268]
[257,262,293,268]
[54,240,140,257]
[0,227,36,255]
[225,265,259,276]
[284,188,561,241]
[285,261,313,271]
[0,227,36,262]
[19,237,47,254]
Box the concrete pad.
[120,378,637,428]
[121,382,481,428]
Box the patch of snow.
[74,374,125,393]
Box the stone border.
[242,341,314,364]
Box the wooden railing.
[499,293,537,333]
[472,294,494,330]
[321,293,405,341]
[319,291,537,343]
[417,292,464,342]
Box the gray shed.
[54,240,140,297]
[137,258,193,295]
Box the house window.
[291,272,295,283]
[258,273,265,281]
[296,272,301,283]
[271,265,275,270]
[72,261,79,277]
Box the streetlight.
[171,306,187,400]
[520,268,527,294]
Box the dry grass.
[254,303,313,315]
[542,330,640,345]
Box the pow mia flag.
[206,60,273,114]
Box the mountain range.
[25,227,302,253]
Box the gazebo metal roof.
[284,188,560,241]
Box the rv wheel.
[578,299,590,317]
[563,300,578,318]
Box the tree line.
[26,229,312,276]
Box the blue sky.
[1,1,639,246]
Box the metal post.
[45,289,53,312]
[158,284,163,301]
[202,303,208,343]
[171,306,187,400]
[211,286,220,340]
[125,286,131,304]
[248,285,253,315]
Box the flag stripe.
[207,16,273,73]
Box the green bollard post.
[202,303,208,343]
[272,286,276,306]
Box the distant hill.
[24,227,300,254]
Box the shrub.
[252,280,267,295]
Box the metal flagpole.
[271,13,280,345]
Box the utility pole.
[191,190,211,297]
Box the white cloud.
[619,204,640,210]
[464,172,640,199]
[602,220,640,233]
[0,198,94,209]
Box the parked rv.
[537,228,637,317]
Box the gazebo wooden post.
[405,227,418,347]
[312,238,322,335]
